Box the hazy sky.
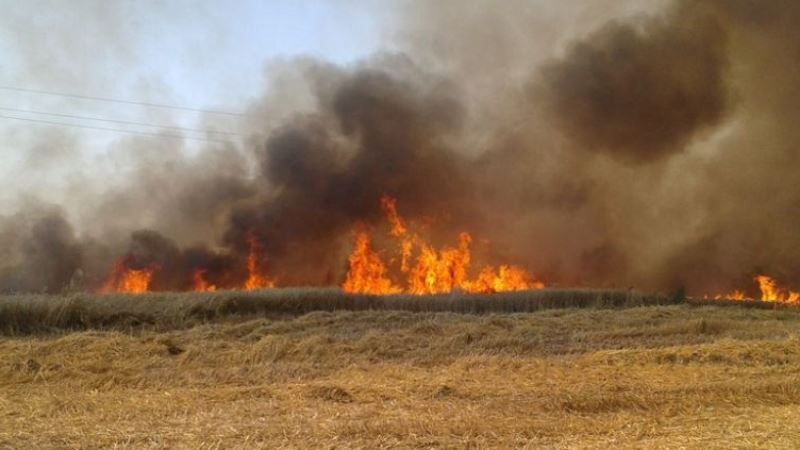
[0,1,386,107]
[0,0,670,212]
[0,0,389,209]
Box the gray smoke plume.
[536,3,730,163]
[0,206,82,293]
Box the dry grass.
[5,287,787,337]
[3,292,800,448]
[0,287,703,335]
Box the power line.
[0,85,245,117]
[0,114,234,144]
[0,105,241,136]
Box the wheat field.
[2,290,800,448]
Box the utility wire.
[0,114,234,143]
[0,85,244,117]
[0,105,241,136]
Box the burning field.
[3,0,800,447]
[96,195,542,296]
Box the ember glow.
[192,269,217,292]
[710,290,745,301]
[342,196,543,295]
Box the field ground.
[2,291,800,448]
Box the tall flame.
[343,196,542,295]
[755,275,800,302]
[342,232,402,295]
[407,232,471,294]
[381,195,413,273]
[243,233,274,290]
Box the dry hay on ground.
[2,303,800,448]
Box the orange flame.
[101,258,153,294]
[381,195,414,272]
[709,289,745,301]
[101,233,276,293]
[342,232,402,295]
[343,196,542,295]
[755,275,800,303]
[243,233,274,290]
[707,275,798,303]
[466,265,545,294]
[100,198,541,295]
[192,269,217,292]
[381,195,408,237]
[407,232,472,294]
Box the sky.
[0,0,386,107]
[0,0,389,209]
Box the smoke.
[3,0,800,295]
[0,206,83,293]
[536,3,730,163]
[650,0,800,294]
[224,64,474,286]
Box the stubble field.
[1,290,800,449]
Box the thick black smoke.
[223,68,474,286]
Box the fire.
[343,196,542,295]
[407,232,471,295]
[382,195,408,237]
[708,275,799,303]
[467,265,546,294]
[99,197,542,295]
[243,233,274,290]
[100,233,275,294]
[710,290,745,301]
[342,232,402,295]
[192,269,216,292]
[755,275,800,302]
[101,258,154,294]
[381,196,413,272]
